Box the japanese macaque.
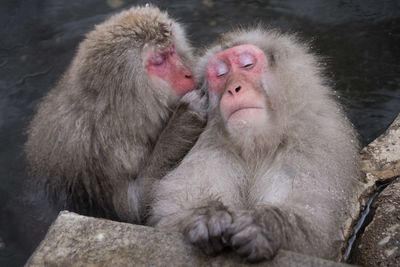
[149,28,363,262]
[25,6,206,223]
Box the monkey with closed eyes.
[25,6,206,223]
[149,28,363,262]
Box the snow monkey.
[150,28,362,262]
[25,6,206,223]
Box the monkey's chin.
[226,108,267,133]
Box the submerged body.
[150,28,363,261]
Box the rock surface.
[343,114,400,254]
[361,114,400,181]
[26,211,351,267]
[355,114,400,266]
[357,178,400,267]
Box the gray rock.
[345,114,400,250]
[357,178,400,267]
[26,211,351,267]
[354,113,400,266]
[361,114,400,181]
[340,115,400,263]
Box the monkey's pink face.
[207,44,268,130]
[145,45,195,96]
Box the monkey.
[25,6,206,224]
[149,27,363,262]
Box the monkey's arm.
[148,146,241,255]
[140,90,206,192]
[117,91,207,223]
[140,101,206,180]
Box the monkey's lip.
[228,106,264,120]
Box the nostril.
[235,86,241,93]
[185,74,192,79]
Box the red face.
[206,44,268,127]
[145,45,194,96]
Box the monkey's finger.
[208,224,225,253]
[224,215,253,241]
[246,234,276,262]
[233,230,275,262]
[186,219,210,248]
[229,225,259,249]
[208,211,232,252]
[208,210,232,236]
[235,239,255,256]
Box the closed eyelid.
[214,60,229,77]
[238,52,256,67]
[150,53,166,65]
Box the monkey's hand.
[180,89,207,120]
[224,210,280,262]
[184,202,232,256]
[137,90,207,195]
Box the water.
[342,180,394,262]
[0,0,399,266]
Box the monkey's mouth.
[228,106,264,120]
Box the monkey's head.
[198,28,326,153]
[74,5,195,109]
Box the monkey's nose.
[228,85,242,95]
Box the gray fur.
[25,6,205,223]
[150,27,363,261]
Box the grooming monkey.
[150,28,363,262]
[25,6,206,223]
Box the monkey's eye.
[239,52,255,69]
[150,53,166,66]
[215,61,228,77]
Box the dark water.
[0,0,399,266]
[343,180,392,263]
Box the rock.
[341,115,400,262]
[352,114,400,266]
[26,211,351,267]
[357,178,400,267]
[361,114,400,181]
[354,112,400,231]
